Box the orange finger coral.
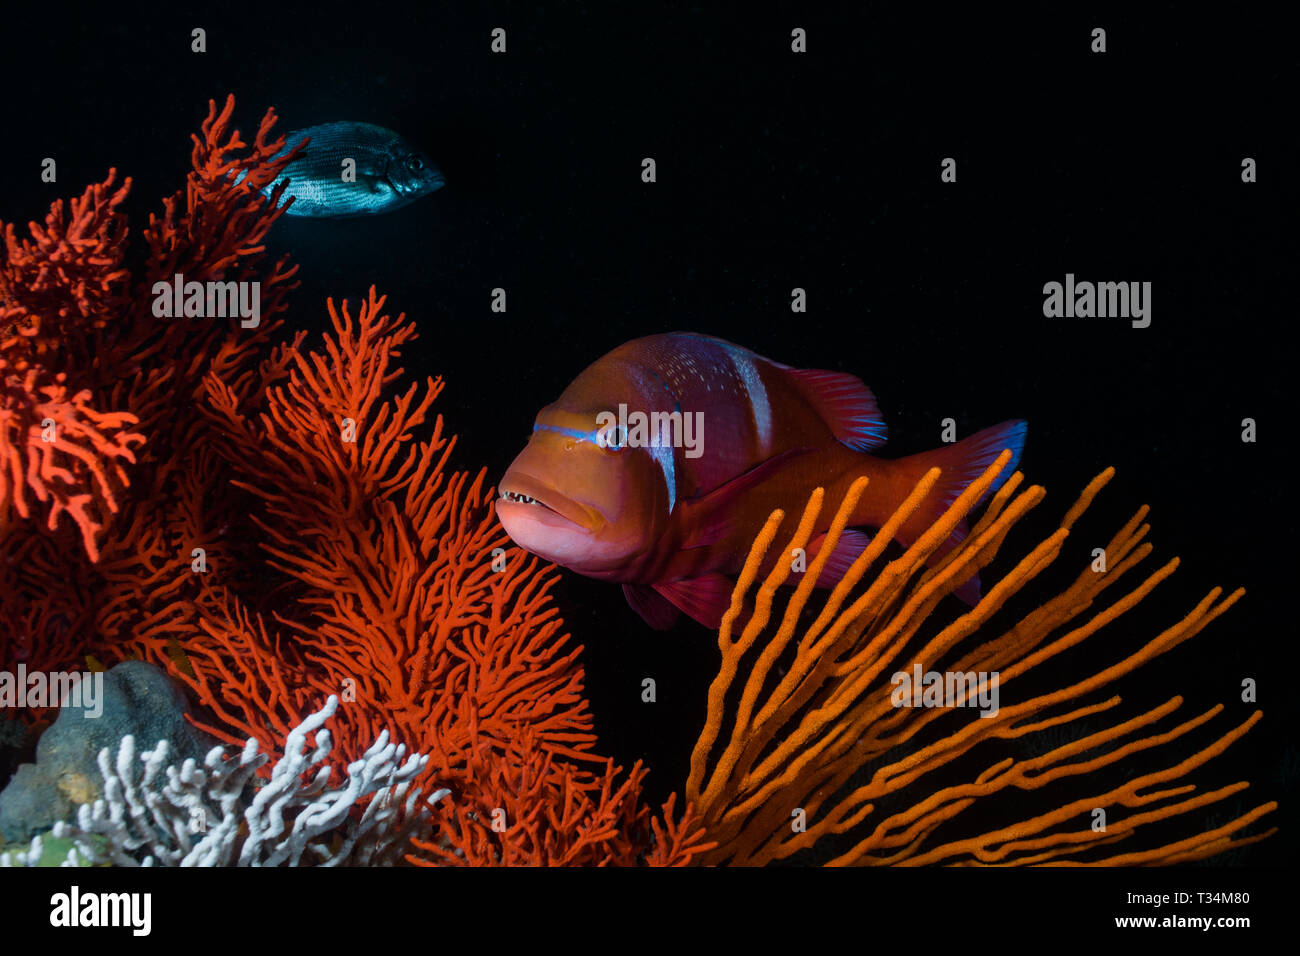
[687,454,1276,865]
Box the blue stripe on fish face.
[534,420,633,449]
[534,422,601,443]
[534,422,676,512]
[720,342,773,454]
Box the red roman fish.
[497,333,1026,630]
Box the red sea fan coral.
[0,95,708,864]
[0,364,143,561]
[182,288,597,768]
[181,287,708,863]
[0,168,130,349]
[410,725,712,865]
[0,173,144,560]
[0,95,299,679]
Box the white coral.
[0,696,449,867]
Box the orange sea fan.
[687,454,1277,865]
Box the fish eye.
[600,425,628,451]
[407,155,425,172]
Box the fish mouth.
[388,175,445,198]
[496,474,600,533]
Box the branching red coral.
[0,169,131,357]
[1,95,304,703]
[179,290,590,764]
[0,171,144,558]
[0,363,143,560]
[410,727,683,866]
[175,286,707,862]
[0,95,709,864]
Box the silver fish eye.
[600,424,628,450]
[407,155,425,172]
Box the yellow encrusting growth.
[687,452,1277,865]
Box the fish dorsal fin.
[653,574,737,629]
[623,583,681,631]
[679,447,816,550]
[783,368,888,451]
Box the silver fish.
[266,121,445,217]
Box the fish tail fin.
[884,420,1027,605]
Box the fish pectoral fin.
[680,447,817,550]
[653,574,737,630]
[623,584,681,631]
